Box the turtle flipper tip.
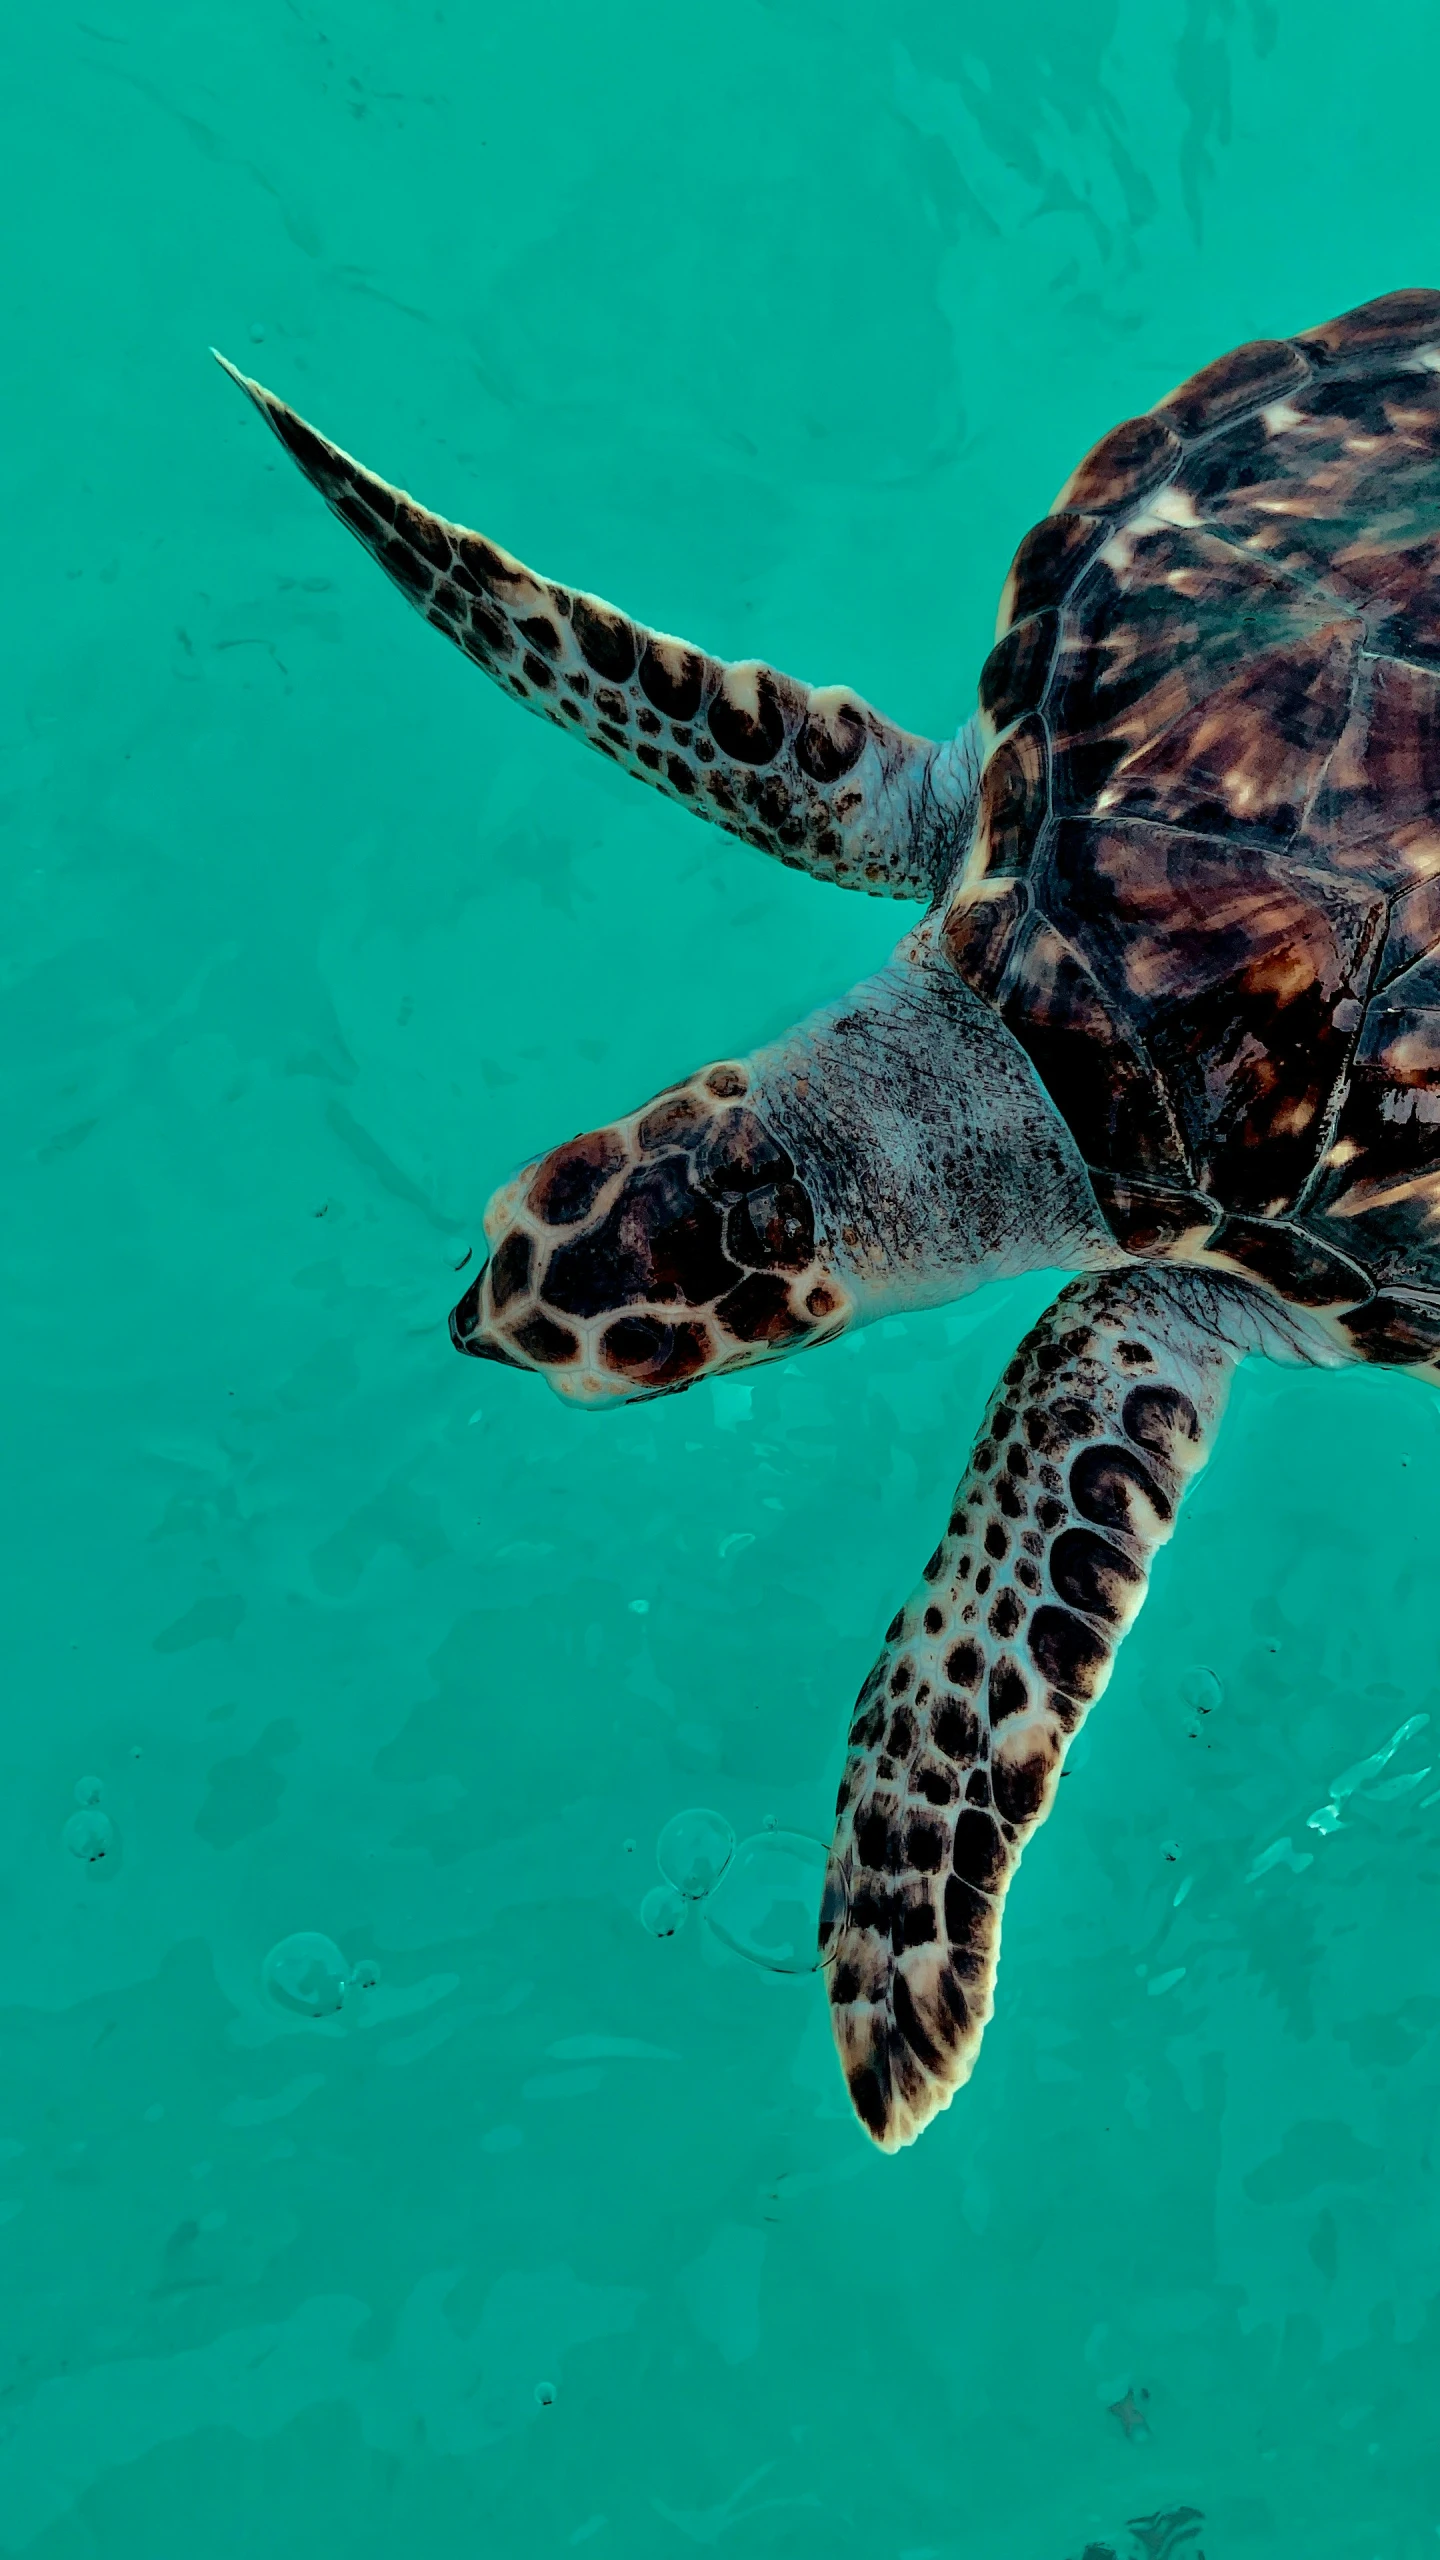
[211,350,277,419]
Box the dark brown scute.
[509,1310,581,1365]
[943,1638,984,1691]
[943,1873,993,1949]
[487,1227,532,1310]
[978,613,1058,732]
[1206,1215,1371,1310]
[990,1749,1051,1824]
[892,1973,945,2070]
[796,696,868,782]
[932,1696,982,1761]
[1028,1604,1110,1702]
[637,1093,711,1152]
[601,1315,710,1385]
[1000,917,1188,1182]
[1337,1290,1440,1363]
[714,1271,811,1346]
[940,880,1029,1003]
[264,396,345,487]
[724,1179,815,1271]
[1049,1526,1141,1624]
[1055,412,1183,516]
[453,532,509,596]
[1069,1443,1172,1536]
[527,1128,627,1226]
[975,720,1051,875]
[1297,287,1440,362]
[1307,958,1440,1292]
[1000,512,1106,633]
[639,641,704,719]
[1047,526,1356,800]
[1042,820,1384,1214]
[987,1657,1028,1722]
[544,1158,738,1316]
[1087,1172,1220,1257]
[694,1108,793,1196]
[706,670,788,764]
[1306,657,1440,872]
[390,498,450,571]
[951,1809,1005,1892]
[570,597,637,681]
[1122,1382,1200,1460]
[1157,338,1310,440]
[1083,621,1359,849]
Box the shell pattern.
[942,287,1440,1370]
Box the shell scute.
[999,916,1188,1183]
[978,610,1058,735]
[1296,287,1440,362]
[1041,819,1385,1214]
[971,718,1050,878]
[1305,656,1440,878]
[1200,1215,1371,1310]
[939,879,1029,1003]
[1337,1290,1440,1363]
[997,511,1106,637]
[1156,337,1310,440]
[1053,412,1184,517]
[1306,952,1440,1292]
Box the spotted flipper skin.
[823,1268,1240,2151]
[215,356,971,900]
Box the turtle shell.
[943,287,1440,1368]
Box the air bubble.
[704,1829,834,1974]
[656,1807,735,1901]
[62,1807,116,1867]
[261,1932,350,2018]
[639,1885,688,1939]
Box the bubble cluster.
[639,1806,840,1972]
[261,1932,351,2018]
[62,1778,118,1870]
[706,1829,835,1974]
[639,1884,688,1940]
[656,1807,735,1901]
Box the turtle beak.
[448,1262,523,1366]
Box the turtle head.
[450,1060,856,1404]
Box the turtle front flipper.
[824,1267,1243,2152]
[215,356,973,900]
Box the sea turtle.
[220,286,1440,2152]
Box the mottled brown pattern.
[1000,915,1188,1181]
[945,291,1440,1341]
[1044,820,1385,1211]
[1156,337,1308,439]
[823,1271,1233,2151]
[1307,952,1440,1292]
[215,357,942,901]
[939,878,1029,1001]
[1199,1214,1370,1309]
[1305,655,1440,875]
[1087,1172,1221,1257]
[449,1068,852,1397]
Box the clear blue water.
[7,3,1440,2551]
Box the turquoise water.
[8,3,1440,2551]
